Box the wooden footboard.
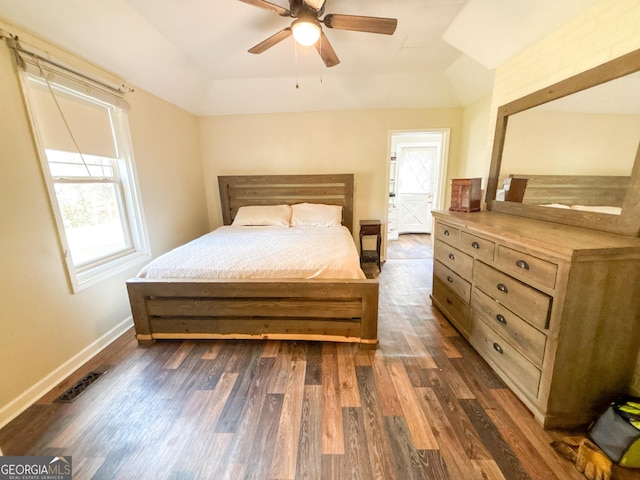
[126,278,379,348]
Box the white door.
[397,146,437,234]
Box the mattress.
[137,225,366,280]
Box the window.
[19,58,149,292]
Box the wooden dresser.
[431,209,640,428]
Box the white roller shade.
[16,45,130,110]
[26,78,117,159]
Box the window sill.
[71,250,151,293]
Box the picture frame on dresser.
[431,47,640,429]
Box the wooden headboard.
[218,174,355,233]
[509,174,630,207]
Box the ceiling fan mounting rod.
[289,0,324,18]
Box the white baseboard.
[0,317,134,430]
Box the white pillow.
[541,203,571,209]
[570,204,622,215]
[291,203,342,227]
[232,205,291,227]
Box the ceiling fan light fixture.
[291,19,321,46]
[243,0,397,68]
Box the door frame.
[384,129,450,257]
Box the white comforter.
[138,225,366,280]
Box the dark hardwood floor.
[386,233,433,261]
[2,233,639,479]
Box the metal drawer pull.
[446,298,453,305]
[448,253,455,260]
[497,283,508,293]
[443,230,450,236]
[515,259,530,270]
[496,314,507,325]
[447,276,454,283]
[471,241,480,249]
[493,343,504,354]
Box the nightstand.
[359,219,382,271]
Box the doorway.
[386,130,449,247]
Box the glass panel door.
[397,146,437,233]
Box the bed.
[498,174,630,214]
[126,174,379,347]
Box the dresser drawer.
[435,222,460,247]
[434,240,473,281]
[432,277,471,334]
[471,288,546,367]
[460,231,495,262]
[497,246,558,289]
[473,261,551,330]
[434,261,471,302]
[469,316,541,399]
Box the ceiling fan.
[238,0,398,67]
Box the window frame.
[20,71,150,293]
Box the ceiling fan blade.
[323,14,397,35]
[248,27,293,54]
[237,0,290,16]
[315,30,340,67]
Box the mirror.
[498,73,640,215]
[486,48,640,237]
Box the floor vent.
[55,371,106,403]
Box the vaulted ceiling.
[0,0,602,115]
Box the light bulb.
[292,20,321,46]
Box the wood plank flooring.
[1,234,639,479]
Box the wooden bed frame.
[126,174,379,348]
[509,174,630,206]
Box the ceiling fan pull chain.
[294,40,300,89]
[319,34,323,84]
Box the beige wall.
[128,90,209,253]
[458,95,493,199]
[0,21,208,427]
[199,108,464,236]
[484,0,640,394]
[487,0,640,173]
[501,110,640,180]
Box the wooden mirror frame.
[486,48,640,237]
